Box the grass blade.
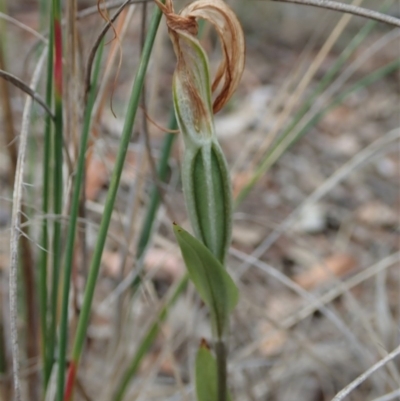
[64,4,165,399]
[41,16,54,389]
[56,39,105,401]
[47,0,64,386]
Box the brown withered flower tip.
[154,0,198,35]
[200,338,211,350]
[155,0,245,114]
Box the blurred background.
[0,0,399,400]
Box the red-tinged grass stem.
[64,361,77,401]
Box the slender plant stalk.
[0,1,41,397]
[271,0,400,28]
[9,44,47,401]
[215,340,227,401]
[0,69,54,117]
[64,4,165,399]
[39,0,49,31]
[0,2,14,398]
[40,15,54,389]
[0,20,16,186]
[48,0,64,386]
[56,40,105,401]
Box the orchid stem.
[216,340,227,401]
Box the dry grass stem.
[271,0,400,28]
[0,12,47,42]
[0,69,55,118]
[332,345,400,401]
[8,46,47,401]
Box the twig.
[331,345,400,401]
[0,69,55,119]
[270,0,400,28]
[9,46,48,401]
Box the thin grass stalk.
[0,320,11,400]
[64,4,165,399]
[234,7,390,207]
[48,0,64,385]
[0,3,13,398]
[0,5,16,187]
[56,39,105,401]
[39,0,49,31]
[40,13,54,389]
[112,275,188,401]
[235,57,400,206]
[9,45,47,401]
[271,0,400,28]
[215,340,227,401]
[0,1,41,397]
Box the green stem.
[40,18,54,389]
[64,4,165,399]
[56,40,105,401]
[47,0,64,386]
[215,340,227,401]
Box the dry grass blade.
[0,12,47,42]
[283,252,400,329]
[332,345,400,401]
[371,389,400,401]
[8,46,47,401]
[271,0,400,28]
[0,69,55,118]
